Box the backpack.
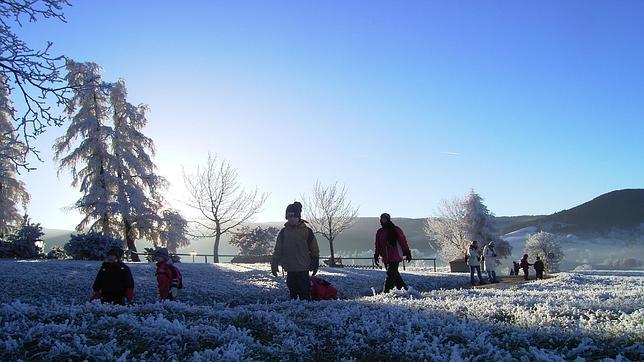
[168,264,183,289]
[310,276,337,301]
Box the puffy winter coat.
[374,226,411,263]
[156,260,175,300]
[92,261,134,302]
[272,221,320,272]
[467,246,482,266]
[483,246,497,271]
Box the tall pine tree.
[110,80,167,261]
[55,62,187,260]
[0,74,30,239]
[53,60,119,237]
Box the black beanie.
[107,247,123,259]
[285,201,302,219]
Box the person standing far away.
[374,213,412,293]
[482,241,499,283]
[90,247,134,305]
[520,254,532,281]
[533,256,545,280]
[467,240,485,285]
[155,248,176,301]
[271,202,320,301]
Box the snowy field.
[0,260,642,361]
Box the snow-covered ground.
[0,260,642,361]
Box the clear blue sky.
[14,0,644,230]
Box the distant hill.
[504,189,644,235]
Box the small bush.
[64,232,124,260]
[0,216,45,259]
[46,246,68,260]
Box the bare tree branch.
[303,181,359,266]
[182,153,268,262]
[0,0,72,170]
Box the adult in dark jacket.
[520,254,532,281]
[374,213,412,293]
[534,256,545,280]
[91,247,134,305]
[272,202,320,300]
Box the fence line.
[133,252,437,272]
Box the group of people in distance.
[91,247,180,305]
[468,240,548,285]
[515,254,546,281]
[271,202,413,300]
[466,240,499,285]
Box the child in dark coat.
[519,254,532,281]
[534,256,545,280]
[91,247,134,305]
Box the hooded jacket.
[374,226,411,263]
[467,245,482,266]
[482,245,497,271]
[272,221,320,272]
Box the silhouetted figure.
[520,254,532,281]
[91,247,134,305]
[534,256,545,280]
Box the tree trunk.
[213,233,220,263]
[329,238,336,267]
[124,219,140,262]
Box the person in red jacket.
[520,254,532,281]
[91,247,134,305]
[374,213,412,293]
[155,248,176,301]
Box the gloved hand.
[373,254,380,266]
[271,260,279,277]
[310,257,319,276]
[405,252,412,263]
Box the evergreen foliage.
[63,231,123,260]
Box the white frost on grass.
[0,260,642,360]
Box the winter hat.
[107,247,123,259]
[380,213,391,222]
[154,247,170,260]
[285,202,302,219]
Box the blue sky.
[14,0,644,230]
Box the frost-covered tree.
[109,79,167,261]
[303,181,358,266]
[158,209,189,253]
[53,60,119,237]
[0,74,29,238]
[63,231,124,260]
[1,0,71,169]
[6,215,44,258]
[425,190,511,262]
[183,154,267,263]
[229,226,279,256]
[524,231,564,272]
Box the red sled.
[310,276,337,301]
